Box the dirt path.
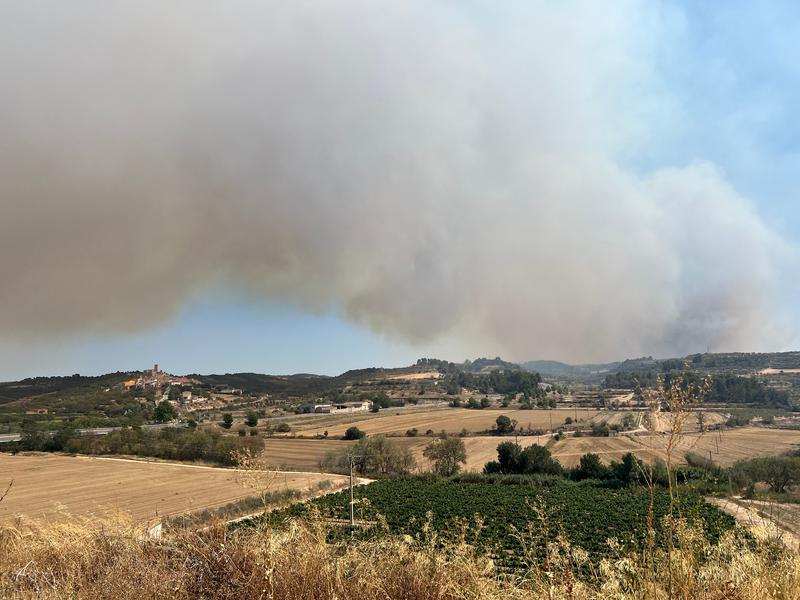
[707,497,800,551]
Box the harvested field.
[297,408,601,437]
[583,410,728,433]
[549,427,800,468]
[262,438,353,470]
[641,411,728,433]
[0,453,347,524]
[262,437,430,471]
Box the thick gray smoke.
[0,1,796,362]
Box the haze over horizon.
[2,1,800,380]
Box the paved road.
[0,422,186,444]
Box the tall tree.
[423,436,467,476]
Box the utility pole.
[349,454,355,527]
[348,453,364,528]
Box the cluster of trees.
[731,455,800,493]
[706,375,791,408]
[321,435,416,476]
[570,452,642,485]
[13,427,263,466]
[445,370,545,397]
[449,396,492,409]
[604,371,791,409]
[484,441,562,476]
[322,432,468,477]
[482,441,645,487]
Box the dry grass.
[0,453,347,524]
[1,513,799,599]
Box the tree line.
[11,426,263,466]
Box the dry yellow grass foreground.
[1,513,799,599]
[0,453,347,524]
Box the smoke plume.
[0,1,796,363]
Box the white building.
[313,400,372,414]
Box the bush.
[494,415,515,435]
[154,400,177,423]
[343,426,366,440]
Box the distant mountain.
[520,360,622,378]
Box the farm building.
[312,400,372,414]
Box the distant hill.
[190,372,336,396]
[461,357,521,373]
[520,360,622,378]
[0,372,136,406]
[191,364,430,397]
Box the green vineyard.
[270,476,736,570]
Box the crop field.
[295,407,602,437]
[269,478,734,570]
[0,453,347,524]
[550,427,800,468]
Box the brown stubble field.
[281,406,728,439]
[293,407,603,437]
[257,426,800,472]
[549,426,800,468]
[0,453,348,524]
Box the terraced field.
[0,453,347,524]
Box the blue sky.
[1,1,799,380]
[652,1,800,238]
[0,298,421,379]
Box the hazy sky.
[1,1,799,379]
